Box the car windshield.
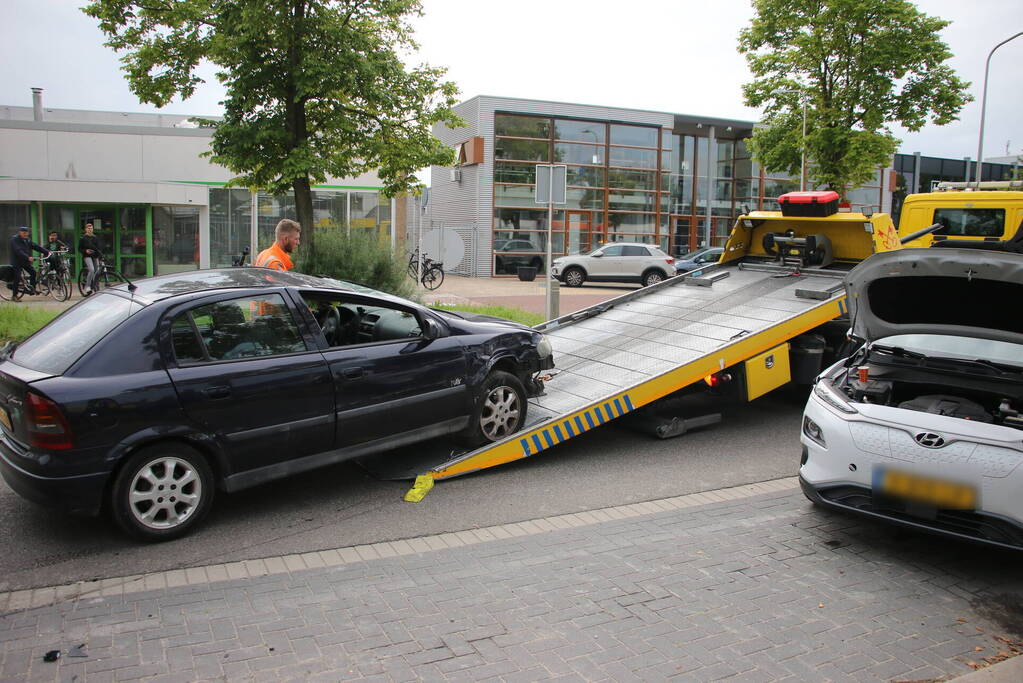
[13,294,145,375]
[679,248,710,260]
[875,334,1023,370]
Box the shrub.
[295,228,417,300]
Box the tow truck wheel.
[563,267,585,287]
[462,371,527,446]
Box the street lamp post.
[771,88,807,191]
[974,31,1023,185]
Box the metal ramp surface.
[359,263,847,485]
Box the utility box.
[744,343,791,400]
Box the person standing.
[44,231,70,275]
[8,226,47,299]
[254,219,301,271]
[79,223,104,295]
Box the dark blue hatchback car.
[0,269,554,540]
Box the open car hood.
[845,248,1023,345]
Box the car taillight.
[25,392,73,450]
[665,257,675,264]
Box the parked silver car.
[550,243,676,287]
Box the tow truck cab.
[897,181,1023,248]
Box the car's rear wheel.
[462,371,527,446]
[563,266,585,287]
[641,269,667,287]
[110,444,214,541]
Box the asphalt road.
[0,386,811,592]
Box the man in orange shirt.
[254,219,301,271]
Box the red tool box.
[778,191,840,217]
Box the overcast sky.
[3,0,1021,167]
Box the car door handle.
[203,385,232,400]
[340,367,363,380]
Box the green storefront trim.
[145,205,154,276]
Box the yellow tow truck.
[389,193,910,499]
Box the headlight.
[813,380,857,414]
[802,416,826,447]
[536,334,552,359]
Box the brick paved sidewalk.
[2,479,1022,682]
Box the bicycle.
[78,256,127,297]
[0,264,30,302]
[407,251,444,290]
[37,250,72,302]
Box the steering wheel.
[320,306,342,346]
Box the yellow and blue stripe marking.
[837,297,848,316]
[520,394,635,457]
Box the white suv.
[800,248,1023,550]
[550,243,675,287]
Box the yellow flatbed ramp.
[388,260,848,495]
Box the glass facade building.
[429,97,997,278]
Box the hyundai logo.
[914,432,946,448]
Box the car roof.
[108,268,359,302]
[601,242,657,249]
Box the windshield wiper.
[932,357,1022,375]
[870,344,927,360]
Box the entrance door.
[79,208,116,270]
[566,211,594,255]
[670,215,696,257]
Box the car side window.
[622,246,647,256]
[303,293,424,348]
[601,245,624,257]
[171,294,307,364]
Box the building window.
[209,188,252,269]
[154,206,200,275]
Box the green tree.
[83,0,461,256]
[739,0,972,198]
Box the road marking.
[0,477,798,613]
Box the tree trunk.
[293,175,315,263]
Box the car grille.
[818,484,1023,548]
[847,422,1023,477]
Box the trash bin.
[517,266,537,282]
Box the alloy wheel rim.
[480,386,520,440]
[128,456,202,529]
[566,270,583,285]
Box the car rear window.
[13,294,144,375]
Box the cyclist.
[44,231,70,275]
[8,226,47,298]
[79,223,103,295]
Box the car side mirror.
[592,252,603,258]
[421,317,441,340]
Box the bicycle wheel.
[96,268,127,291]
[77,267,89,297]
[47,273,69,302]
[421,266,444,290]
[0,265,14,301]
[36,272,52,298]
[55,271,72,301]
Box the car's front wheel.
[641,269,667,287]
[563,266,585,287]
[110,444,214,541]
[462,371,527,446]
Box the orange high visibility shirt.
[254,242,293,271]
